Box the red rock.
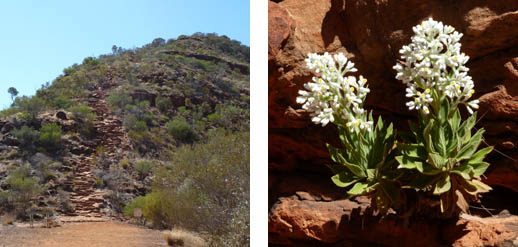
[269,196,518,246]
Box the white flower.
[466,99,479,115]
[297,52,372,131]
[393,18,478,115]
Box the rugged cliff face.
[269,0,518,245]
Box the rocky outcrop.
[269,0,518,245]
[269,195,518,246]
[161,50,250,74]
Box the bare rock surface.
[269,195,518,247]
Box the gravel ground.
[0,221,167,247]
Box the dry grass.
[1,213,15,226]
[163,228,207,247]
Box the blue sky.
[0,0,250,109]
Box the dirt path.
[0,221,167,247]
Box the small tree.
[7,87,18,103]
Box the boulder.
[269,195,518,246]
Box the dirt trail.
[61,84,131,222]
[0,221,166,247]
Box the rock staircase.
[61,84,131,222]
[62,155,106,222]
[88,87,132,157]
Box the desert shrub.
[12,125,40,149]
[166,116,197,144]
[156,96,172,113]
[63,64,78,75]
[123,195,147,218]
[142,130,250,243]
[210,104,249,131]
[164,229,208,247]
[69,105,96,121]
[12,95,45,119]
[52,96,74,109]
[83,56,100,67]
[108,89,132,109]
[4,165,44,218]
[38,123,62,152]
[124,115,148,133]
[69,105,96,137]
[134,160,154,179]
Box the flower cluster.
[297,52,373,131]
[393,18,479,114]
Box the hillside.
[0,33,249,245]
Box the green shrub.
[147,131,249,242]
[108,90,132,109]
[166,116,197,144]
[123,196,147,218]
[38,123,62,152]
[52,96,74,109]
[13,96,45,119]
[83,57,100,67]
[156,96,172,113]
[124,115,148,133]
[12,126,40,149]
[4,165,44,218]
[134,160,153,179]
[69,105,96,121]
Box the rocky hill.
[0,33,249,244]
[269,0,518,246]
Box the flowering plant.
[298,53,399,214]
[298,18,493,217]
[393,18,492,216]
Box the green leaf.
[468,146,493,165]
[459,112,477,143]
[433,174,451,195]
[399,143,427,158]
[417,162,443,175]
[331,172,360,188]
[348,182,369,195]
[470,162,490,177]
[452,164,474,180]
[396,155,421,169]
[328,144,366,178]
[456,129,484,161]
[428,152,447,169]
[424,119,435,153]
[450,109,461,132]
[366,169,377,180]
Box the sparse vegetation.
[0,33,249,245]
[164,229,207,247]
[125,130,249,245]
